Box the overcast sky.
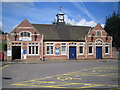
[1,0,119,33]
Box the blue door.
[96,47,102,59]
[69,46,76,59]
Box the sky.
[1,0,119,33]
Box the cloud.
[101,24,105,28]
[64,15,76,25]
[64,15,105,28]
[76,19,97,27]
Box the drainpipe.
[41,35,44,61]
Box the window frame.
[79,43,84,55]
[96,31,102,36]
[20,31,31,37]
[105,45,109,54]
[28,43,39,55]
[46,43,54,55]
[88,44,93,55]
[61,43,66,55]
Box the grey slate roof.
[32,23,91,41]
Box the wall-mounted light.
[106,34,109,42]
[14,31,17,41]
[34,32,37,41]
[91,34,94,42]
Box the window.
[46,43,54,55]
[56,48,60,55]
[89,46,93,54]
[96,31,102,36]
[20,32,30,37]
[79,43,84,54]
[62,43,66,45]
[46,46,53,54]
[36,46,38,54]
[28,43,39,55]
[105,46,109,54]
[61,43,66,55]
[79,46,83,54]
[61,46,66,55]
[20,31,31,41]
[79,43,83,45]
[29,46,31,54]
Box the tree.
[104,12,120,49]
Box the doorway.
[96,47,102,59]
[69,46,76,59]
[12,46,21,60]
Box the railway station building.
[7,12,113,61]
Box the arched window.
[20,31,31,37]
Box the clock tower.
[56,7,65,24]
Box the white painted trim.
[87,28,92,35]
[88,36,111,38]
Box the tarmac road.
[2,60,120,89]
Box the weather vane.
[59,6,62,12]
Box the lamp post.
[14,31,17,41]
[34,32,37,41]
[91,34,94,42]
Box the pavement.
[1,58,118,65]
[2,59,120,89]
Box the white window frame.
[88,44,93,55]
[20,31,31,37]
[79,43,84,55]
[46,43,54,55]
[28,43,39,55]
[61,43,66,55]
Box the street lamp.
[34,32,37,41]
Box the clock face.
[59,15,63,19]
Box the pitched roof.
[32,23,91,41]
[92,23,104,30]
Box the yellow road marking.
[57,76,73,81]
[0,65,10,70]
[11,64,119,88]
[11,83,64,88]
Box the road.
[2,60,120,89]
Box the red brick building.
[7,12,113,61]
